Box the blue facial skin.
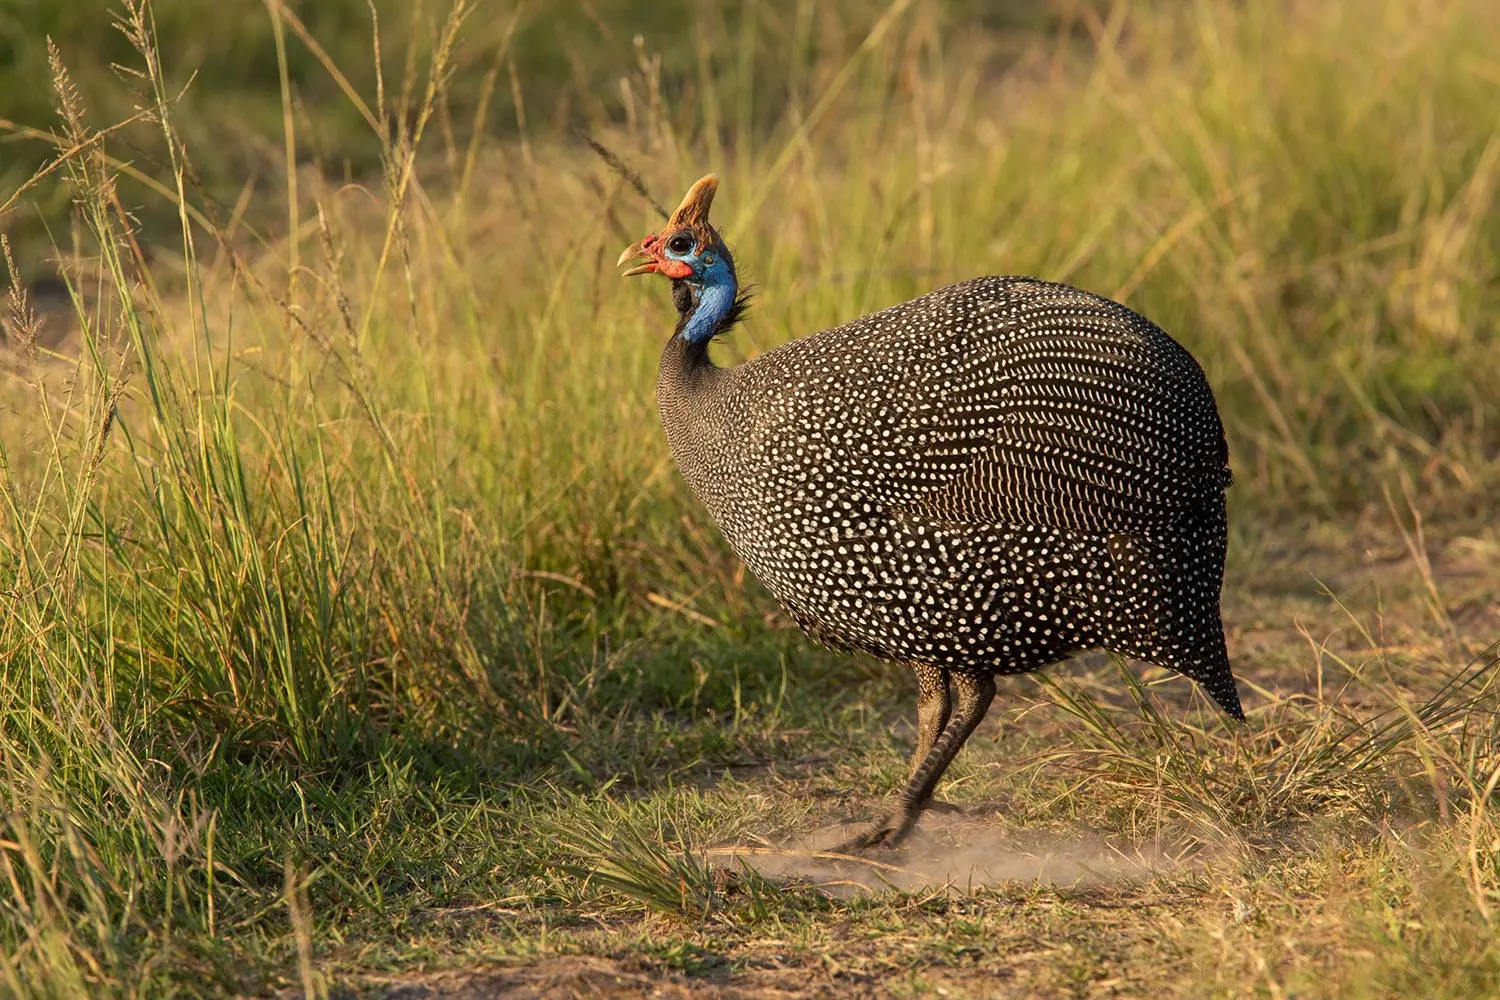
[662,234,737,344]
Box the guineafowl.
[618,175,1241,851]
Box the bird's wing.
[754,277,1229,534]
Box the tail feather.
[1160,628,1243,720]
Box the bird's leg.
[911,664,959,814]
[911,663,951,778]
[832,671,996,853]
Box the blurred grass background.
[0,0,1055,275]
[1,0,1499,995]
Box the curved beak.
[617,238,659,277]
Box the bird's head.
[618,174,743,344]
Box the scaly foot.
[826,809,920,855]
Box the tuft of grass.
[536,787,722,920]
[1033,641,1500,853]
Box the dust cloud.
[712,815,1223,895]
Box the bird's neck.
[656,272,745,511]
[658,329,720,403]
[659,279,729,417]
[657,327,731,512]
[678,283,736,344]
[671,265,740,345]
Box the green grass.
[2,0,1500,995]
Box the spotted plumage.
[620,175,1242,850]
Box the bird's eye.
[666,232,695,255]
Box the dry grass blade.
[576,129,670,220]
